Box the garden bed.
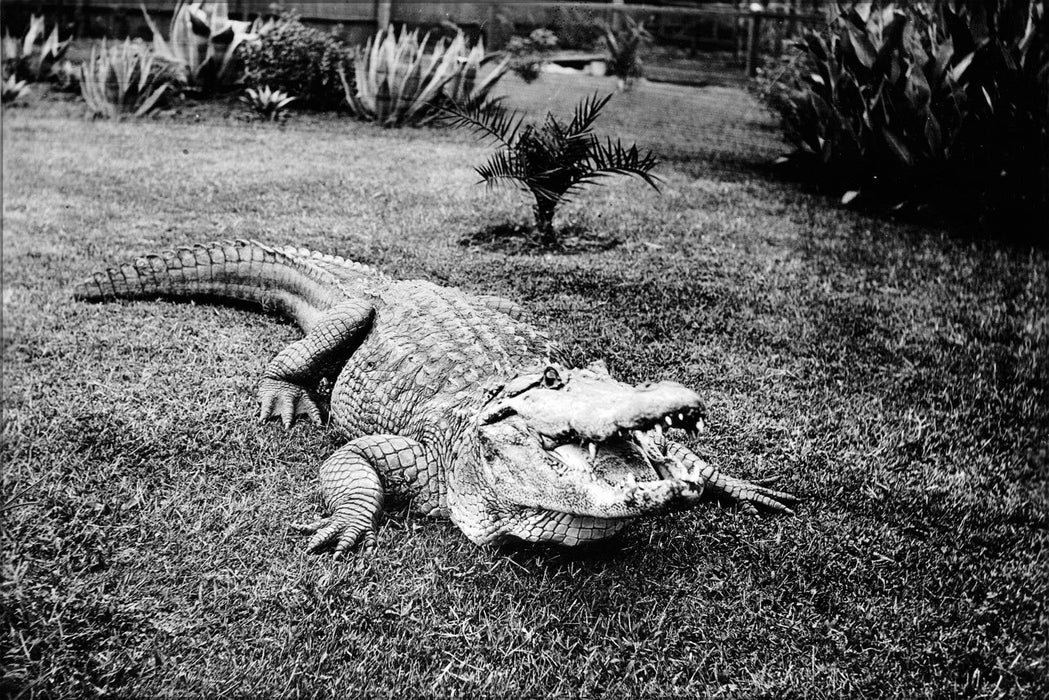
[2,74,1047,697]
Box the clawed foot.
[259,378,326,428]
[718,476,799,516]
[660,448,799,515]
[293,507,377,560]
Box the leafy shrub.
[599,15,653,89]
[761,1,1048,240]
[505,29,558,82]
[548,6,605,51]
[142,1,273,94]
[340,26,507,127]
[241,85,296,121]
[2,74,30,103]
[79,39,175,119]
[51,58,80,92]
[239,11,350,110]
[444,93,660,246]
[2,14,69,83]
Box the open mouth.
[538,407,707,482]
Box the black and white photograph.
[2,0,1046,696]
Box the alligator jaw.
[541,407,707,477]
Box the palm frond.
[565,92,613,137]
[442,98,524,147]
[475,149,523,186]
[588,137,661,190]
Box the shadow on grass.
[494,531,632,569]
[458,222,621,255]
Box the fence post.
[610,0,624,31]
[376,0,392,29]
[746,7,763,77]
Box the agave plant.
[599,15,653,89]
[241,85,296,121]
[79,39,173,119]
[444,93,660,246]
[142,1,271,93]
[340,26,508,127]
[2,14,70,82]
[1,74,30,103]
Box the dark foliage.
[238,11,351,111]
[504,28,558,83]
[761,1,1049,243]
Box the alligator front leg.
[294,436,428,558]
[259,300,374,427]
[661,441,798,515]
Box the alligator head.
[452,361,793,546]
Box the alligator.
[75,240,797,557]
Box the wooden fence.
[0,1,828,76]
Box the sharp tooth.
[665,415,673,426]
[633,430,645,443]
[588,441,597,461]
[654,424,664,438]
[678,412,685,422]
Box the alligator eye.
[542,366,563,389]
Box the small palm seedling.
[599,15,652,90]
[241,85,296,121]
[79,39,174,119]
[2,75,30,104]
[444,93,659,247]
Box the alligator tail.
[73,240,381,331]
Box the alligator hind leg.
[295,436,428,558]
[259,300,374,428]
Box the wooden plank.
[390,2,491,25]
[229,1,377,22]
[298,2,376,22]
[0,0,825,39]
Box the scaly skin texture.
[75,241,797,556]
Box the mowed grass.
[2,75,1047,697]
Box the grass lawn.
[2,75,1047,697]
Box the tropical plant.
[761,0,1048,239]
[2,74,30,103]
[599,15,653,89]
[141,1,272,94]
[340,26,508,127]
[2,14,70,82]
[79,39,174,119]
[241,85,296,120]
[504,28,558,83]
[444,93,660,246]
[239,11,351,110]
